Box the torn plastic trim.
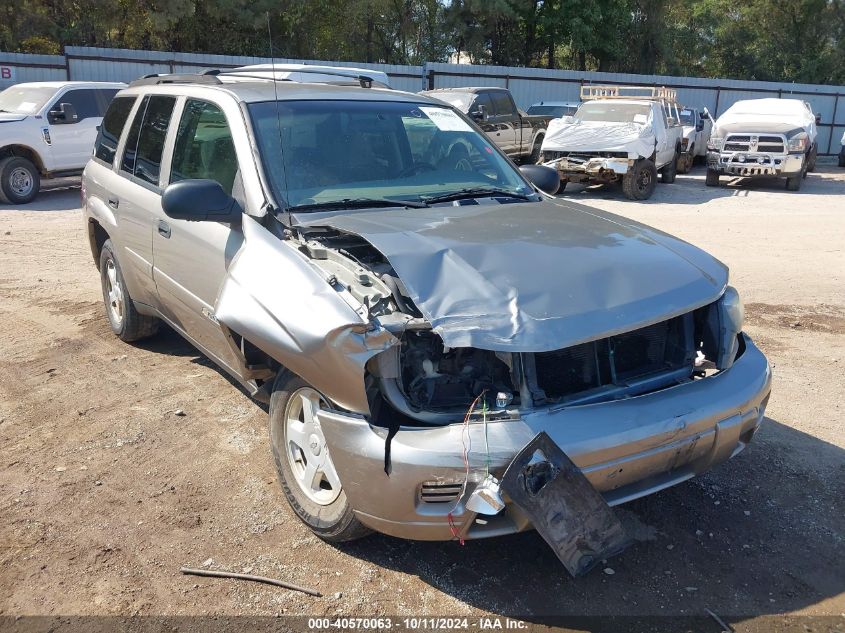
[215,215,397,414]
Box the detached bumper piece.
[501,432,632,577]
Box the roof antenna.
[267,11,290,212]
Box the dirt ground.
[1,166,843,631]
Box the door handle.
[107,197,119,209]
[157,219,171,238]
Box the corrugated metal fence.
[2,47,843,154]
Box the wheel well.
[88,220,110,270]
[0,145,46,175]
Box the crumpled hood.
[0,113,28,123]
[295,200,727,352]
[542,119,656,156]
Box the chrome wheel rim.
[9,167,34,197]
[105,259,124,326]
[284,387,342,505]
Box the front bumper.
[317,334,772,541]
[543,157,633,180]
[707,150,803,177]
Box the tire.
[705,168,720,187]
[838,151,845,168]
[677,148,693,174]
[99,239,159,342]
[557,179,568,194]
[0,156,41,205]
[529,136,544,164]
[622,159,657,200]
[660,151,678,183]
[269,372,370,542]
[785,175,802,191]
[807,145,817,172]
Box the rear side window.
[120,95,177,187]
[170,99,238,194]
[95,89,120,116]
[94,96,136,166]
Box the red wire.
[448,390,486,546]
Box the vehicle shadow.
[338,417,844,624]
[0,181,81,211]
[558,165,839,205]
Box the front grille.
[724,134,785,154]
[545,150,628,160]
[534,316,693,402]
[419,482,463,504]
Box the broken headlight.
[717,286,744,369]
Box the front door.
[151,98,245,376]
[47,88,117,171]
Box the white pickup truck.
[541,85,683,200]
[0,81,125,204]
[706,98,818,191]
[676,107,714,173]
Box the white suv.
[0,81,125,204]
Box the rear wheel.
[99,240,160,342]
[0,156,40,205]
[705,168,721,187]
[622,159,657,200]
[269,372,370,542]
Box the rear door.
[151,97,245,375]
[111,94,178,309]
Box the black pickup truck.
[420,87,552,163]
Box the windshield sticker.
[681,109,692,115]
[419,107,473,132]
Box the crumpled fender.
[215,215,397,413]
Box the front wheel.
[660,152,678,184]
[269,372,370,542]
[0,156,40,205]
[622,159,657,200]
[786,174,802,191]
[705,168,721,187]
[806,145,817,172]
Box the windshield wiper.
[287,197,429,212]
[422,187,532,205]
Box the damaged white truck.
[706,98,818,191]
[83,71,771,575]
[541,85,683,199]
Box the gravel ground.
[0,166,843,632]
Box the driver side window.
[170,99,238,195]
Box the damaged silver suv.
[82,70,771,560]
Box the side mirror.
[48,102,78,124]
[470,104,488,122]
[519,164,560,195]
[162,179,240,222]
[815,113,821,125]
[666,116,678,127]
[696,119,705,131]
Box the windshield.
[528,105,577,117]
[249,100,533,209]
[0,86,56,115]
[576,102,652,124]
[679,109,695,125]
